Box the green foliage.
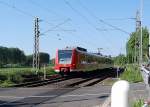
[126,27,149,63]
[25,55,33,66]
[132,99,144,107]
[0,68,34,83]
[0,46,50,67]
[25,53,50,67]
[113,54,127,66]
[0,46,26,67]
[120,65,143,83]
[44,67,57,75]
[0,67,56,87]
[0,80,15,88]
[39,52,50,64]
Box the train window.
[58,50,72,64]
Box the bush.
[120,65,143,83]
[0,67,56,87]
[132,99,144,107]
[0,80,15,88]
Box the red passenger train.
[54,47,113,75]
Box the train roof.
[58,46,111,59]
[75,48,111,59]
[60,46,87,52]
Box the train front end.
[54,48,76,75]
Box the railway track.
[14,75,71,87]
[14,68,118,88]
[42,68,117,88]
[66,73,111,87]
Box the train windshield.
[58,50,72,64]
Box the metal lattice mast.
[149,29,150,58]
[140,0,143,64]
[135,10,141,64]
[33,17,40,73]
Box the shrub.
[132,99,144,107]
[120,65,143,83]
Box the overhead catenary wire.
[63,0,110,46]
[77,0,128,54]
[64,0,98,30]
[0,0,71,35]
[0,0,35,18]
[78,0,130,35]
[0,0,120,55]
[26,0,104,48]
[28,0,102,49]
[41,19,73,35]
[102,18,136,21]
[63,0,113,53]
[0,0,98,50]
[28,0,60,17]
[0,0,100,52]
[99,20,130,35]
[26,0,78,35]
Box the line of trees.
[0,46,50,68]
[113,27,149,65]
[126,27,149,63]
[113,54,127,66]
[25,53,50,66]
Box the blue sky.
[0,0,150,58]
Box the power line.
[0,0,35,18]
[0,0,107,52]
[28,0,60,17]
[64,0,114,53]
[42,29,76,32]
[99,19,130,35]
[78,0,130,35]
[77,0,127,54]
[96,28,117,31]
[64,0,110,46]
[26,0,77,34]
[27,0,116,52]
[27,0,102,48]
[102,18,136,21]
[3,1,98,46]
[0,0,118,53]
[64,0,98,30]
[0,0,71,34]
[41,19,72,35]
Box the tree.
[0,46,50,68]
[39,52,50,65]
[126,27,149,63]
[113,54,127,66]
[8,48,26,64]
[25,52,50,67]
[0,46,26,67]
[25,55,33,66]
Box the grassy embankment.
[103,64,143,85]
[119,64,145,107]
[119,64,143,83]
[132,99,148,107]
[0,66,56,87]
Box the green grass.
[0,66,56,87]
[0,80,15,88]
[132,99,145,107]
[120,64,143,83]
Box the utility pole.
[135,10,141,64]
[97,48,102,55]
[149,29,150,57]
[140,0,143,65]
[33,17,40,73]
